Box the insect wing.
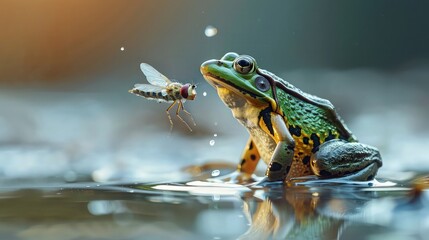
[140,63,172,87]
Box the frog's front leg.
[264,114,295,181]
[310,139,383,181]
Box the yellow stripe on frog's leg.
[238,138,261,175]
[262,114,295,181]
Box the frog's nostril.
[200,59,216,74]
[216,60,222,66]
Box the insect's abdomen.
[130,89,177,102]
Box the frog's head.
[201,52,277,110]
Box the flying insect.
[129,63,197,131]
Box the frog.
[200,52,382,182]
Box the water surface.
[1,171,427,240]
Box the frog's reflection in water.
[239,185,370,240]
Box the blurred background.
[1,0,428,184]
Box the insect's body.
[130,82,194,103]
[129,63,197,131]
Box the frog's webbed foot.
[207,170,261,184]
[311,139,383,181]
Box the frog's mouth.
[202,72,261,99]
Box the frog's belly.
[245,125,276,165]
[216,87,276,164]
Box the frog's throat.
[203,72,278,110]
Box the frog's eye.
[255,76,270,92]
[233,56,255,74]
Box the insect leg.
[176,101,193,132]
[180,102,196,126]
[166,101,177,132]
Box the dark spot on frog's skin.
[310,133,320,153]
[250,154,256,161]
[298,103,304,108]
[298,152,304,156]
[367,175,374,181]
[302,156,310,165]
[313,145,320,153]
[240,159,246,166]
[324,131,335,142]
[248,141,254,150]
[303,137,309,145]
[269,162,282,171]
[289,125,301,137]
[157,92,163,98]
[304,108,312,113]
[258,106,274,135]
[287,143,295,150]
[319,170,331,177]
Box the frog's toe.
[335,162,380,181]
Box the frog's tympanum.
[201,52,382,182]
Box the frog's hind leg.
[208,138,261,183]
[238,138,261,176]
[310,139,382,181]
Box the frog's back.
[260,69,357,177]
[260,69,355,141]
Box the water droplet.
[213,133,217,137]
[120,47,125,51]
[213,195,220,201]
[312,192,319,197]
[203,91,207,96]
[209,139,215,146]
[211,169,220,177]
[204,25,218,37]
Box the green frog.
[200,52,382,182]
